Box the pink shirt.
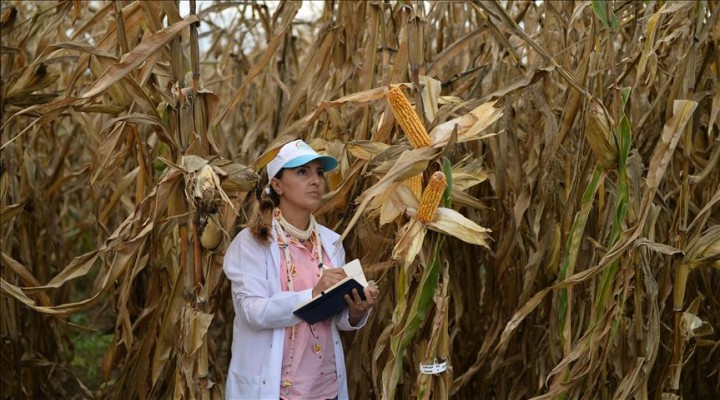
[279,233,338,400]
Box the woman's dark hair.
[248,169,284,244]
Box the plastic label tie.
[419,359,447,375]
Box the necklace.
[308,324,322,353]
[276,211,315,241]
[275,208,326,394]
[274,209,325,289]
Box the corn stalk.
[1,1,718,399]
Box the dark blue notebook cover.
[293,278,367,324]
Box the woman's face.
[271,159,326,214]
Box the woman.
[223,139,379,400]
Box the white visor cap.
[266,140,338,179]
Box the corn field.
[1,0,719,399]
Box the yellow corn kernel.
[417,171,446,223]
[387,85,431,148]
[406,173,423,201]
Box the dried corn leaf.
[424,207,491,248]
[82,15,199,98]
[341,146,439,241]
[429,100,502,146]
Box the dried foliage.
[1,1,719,399]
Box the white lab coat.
[223,221,368,400]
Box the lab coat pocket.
[226,370,264,399]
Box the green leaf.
[609,10,619,30]
[398,233,444,351]
[557,166,605,336]
[442,157,452,207]
[385,231,446,398]
[592,0,611,29]
[596,87,633,320]
[592,1,618,31]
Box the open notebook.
[293,259,367,324]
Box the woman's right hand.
[312,268,347,298]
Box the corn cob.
[417,171,446,223]
[200,216,222,250]
[387,85,431,148]
[585,100,617,170]
[406,173,423,201]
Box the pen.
[318,262,327,277]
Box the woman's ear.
[270,177,282,196]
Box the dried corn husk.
[200,216,222,250]
[585,100,617,170]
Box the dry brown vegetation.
[1,1,719,399]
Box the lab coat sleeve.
[331,242,371,331]
[223,230,310,330]
[335,307,370,331]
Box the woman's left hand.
[345,286,379,326]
